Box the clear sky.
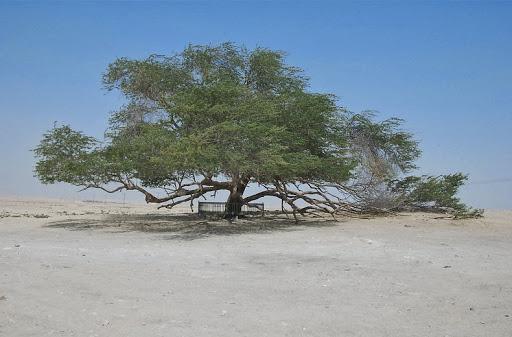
[0,1,511,209]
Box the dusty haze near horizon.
[0,198,511,337]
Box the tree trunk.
[224,181,247,219]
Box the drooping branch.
[77,174,233,210]
[239,178,382,222]
[156,185,226,210]
[79,184,126,194]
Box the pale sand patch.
[0,198,511,336]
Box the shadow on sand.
[45,213,338,240]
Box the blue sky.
[0,1,511,209]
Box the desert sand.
[0,197,511,337]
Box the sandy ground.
[0,198,511,337]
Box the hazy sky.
[0,1,511,209]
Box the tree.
[34,43,475,220]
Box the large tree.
[35,43,474,220]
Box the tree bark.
[224,180,248,219]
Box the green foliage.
[389,174,483,218]
[33,125,101,185]
[36,43,363,185]
[344,112,421,182]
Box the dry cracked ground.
[0,198,511,337]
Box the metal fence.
[198,202,264,216]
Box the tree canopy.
[34,43,478,219]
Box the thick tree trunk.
[224,181,247,219]
[225,192,243,219]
